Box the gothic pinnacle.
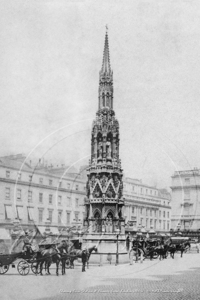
[101,28,111,74]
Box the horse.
[168,241,190,258]
[69,245,98,269]
[34,243,61,276]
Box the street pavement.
[1,253,200,300]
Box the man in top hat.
[23,230,33,254]
[82,247,87,272]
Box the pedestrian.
[82,249,87,272]
[140,250,144,263]
[129,248,133,265]
[107,253,112,264]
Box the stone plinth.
[82,232,129,264]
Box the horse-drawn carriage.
[0,250,37,275]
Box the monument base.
[82,232,129,265]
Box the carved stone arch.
[93,208,101,218]
[106,209,114,219]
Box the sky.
[0,0,200,189]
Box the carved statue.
[100,174,108,188]
[98,141,103,158]
[106,140,111,158]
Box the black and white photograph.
[0,0,200,299]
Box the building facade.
[124,178,171,232]
[171,168,200,230]
[0,154,86,238]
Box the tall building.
[0,154,86,245]
[84,30,125,234]
[123,178,171,232]
[171,168,200,230]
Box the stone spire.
[99,29,113,110]
[101,30,111,75]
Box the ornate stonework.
[84,31,125,234]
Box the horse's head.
[94,245,98,253]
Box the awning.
[49,227,59,235]
[37,226,46,235]
[0,228,11,240]
[16,206,24,220]
[4,205,13,219]
[27,207,34,221]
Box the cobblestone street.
[1,253,200,300]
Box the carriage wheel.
[17,260,30,276]
[31,262,38,274]
[0,265,9,274]
[153,252,159,259]
[65,259,71,269]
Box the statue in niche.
[90,175,96,188]
[98,140,103,159]
[106,139,112,158]
[100,174,108,189]
[86,180,90,197]
[107,215,113,233]
[113,175,119,188]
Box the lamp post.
[115,234,119,266]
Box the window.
[48,210,53,223]
[27,207,34,221]
[49,179,53,186]
[159,211,161,218]
[5,188,10,200]
[16,206,24,220]
[67,183,70,190]
[185,178,190,184]
[146,219,148,228]
[5,205,13,219]
[28,191,32,202]
[6,170,10,178]
[146,209,148,216]
[150,209,152,217]
[75,185,79,191]
[159,220,162,229]
[163,220,166,230]
[49,194,53,205]
[154,219,157,229]
[132,185,134,191]
[150,219,153,226]
[150,190,152,195]
[66,212,71,225]
[167,222,169,230]
[17,189,21,201]
[146,189,148,194]
[140,218,143,225]
[29,175,32,182]
[75,199,79,208]
[58,196,62,205]
[39,178,43,184]
[163,211,165,218]
[74,212,79,222]
[140,207,142,214]
[167,212,169,218]
[141,188,143,194]
[18,172,21,181]
[58,211,62,224]
[132,206,135,214]
[39,193,43,203]
[59,182,62,188]
[67,197,71,207]
[184,189,190,200]
[39,209,43,223]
